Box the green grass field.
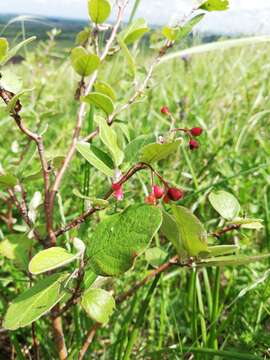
[0,15,270,360]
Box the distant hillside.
[0,14,88,43]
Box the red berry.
[189,139,199,150]
[160,106,170,115]
[153,185,164,199]
[167,188,184,201]
[114,188,124,201]
[163,195,170,204]
[191,127,203,137]
[112,182,121,191]
[145,194,156,205]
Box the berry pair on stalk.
[160,105,203,150]
[145,184,184,205]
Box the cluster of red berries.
[160,106,203,150]
[145,185,184,205]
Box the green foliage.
[160,210,185,255]
[88,0,111,24]
[199,0,229,11]
[140,141,181,164]
[0,234,33,270]
[82,92,114,115]
[4,273,69,330]
[0,173,17,188]
[76,141,115,176]
[87,204,162,276]
[145,247,168,267]
[95,81,116,101]
[209,190,240,220]
[81,288,115,323]
[119,18,149,45]
[71,47,100,76]
[97,116,124,166]
[29,247,80,274]
[0,37,9,63]
[172,205,208,256]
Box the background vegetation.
[0,9,270,360]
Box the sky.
[1,0,270,35]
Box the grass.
[0,25,270,359]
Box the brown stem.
[78,323,101,360]
[54,162,148,238]
[51,305,68,360]
[8,189,42,242]
[211,224,241,239]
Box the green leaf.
[87,204,163,276]
[0,234,33,270]
[209,190,240,221]
[124,135,155,163]
[119,18,149,45]
[196,254,270,268]
[73,189,109,207]
[162,26,178,41]
[0,38,9,63]
[0,70,22,93]
[76,28,91,46]
[172,205,208,256]
[3,273,69,330]
[207,245,239,257]
[71,47,100,77]
[2,37,36,65]
[88,0,111,24]
[96,116,124,167]
[230,217,264,230]
[140,141,181,164]
[160,210,185,255]
[176,14,205,41]
[145,247,168,268]
[29,247,80,275]
[95,81,116,101]
[82,92,114,115]
[117,36,136,77]
[199,0,229,11]
[77,141,114,176]
[81,288,115,323]
[6,89,33,113]
[0,174,17,188]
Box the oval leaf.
[76,141,114,176]
[95,81,116,101]
[3,273,69,330]
[172,205,208,256]
[0,174,18,188]
[97,116,124,167]
[87,204,163,276]
[82,92,114,115]
[88,0,111,24]
[29,247,79,275]
[160,210,185,256]
[120,18,149,45]
[81,288,115,323]
[209,190,240,221]
[140,141,181,164]
[0,37,9,63]
[196,254,270,268]
[199,0,229,11]
[207,245,239,257]
[0,234,33,270]
[71,47,100,76]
